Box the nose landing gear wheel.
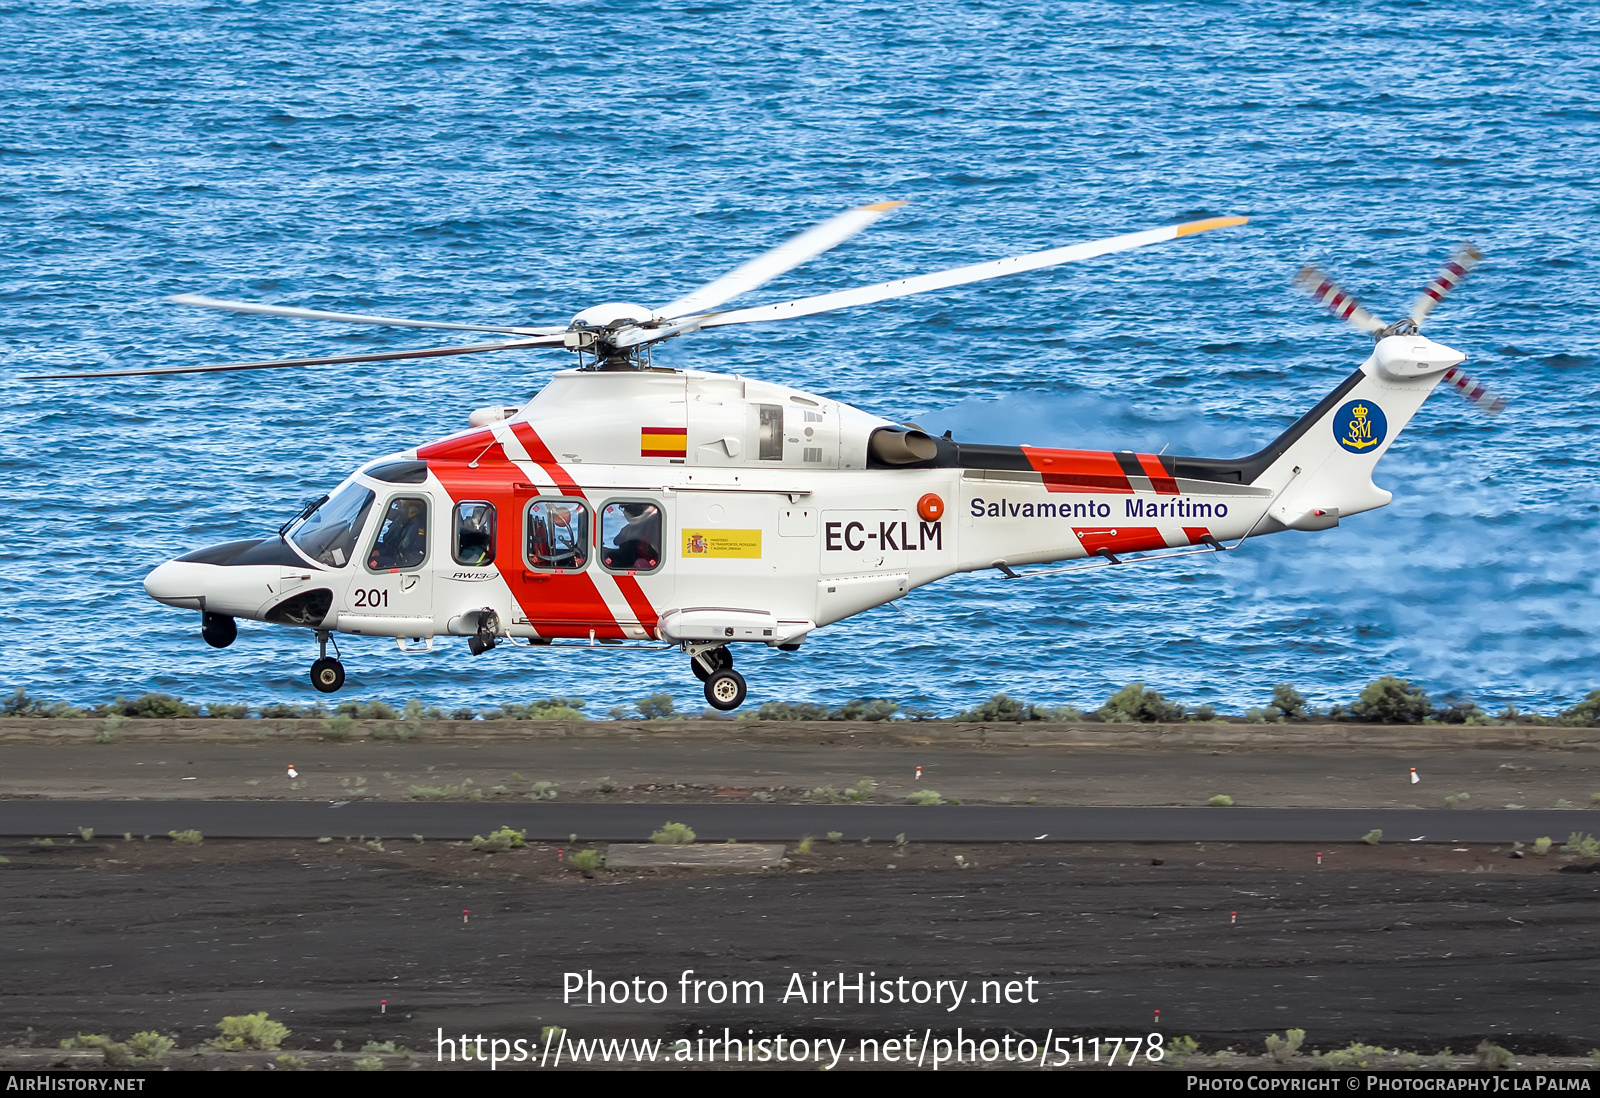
[690,646,733,682]
[310,657,345,694]
[703,668,747,711]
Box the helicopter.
[30,204,1503,711]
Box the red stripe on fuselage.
[1021,447,1133,493]
[1074,527,1168,554]
[1136,453,1180,494]
[509,422,585,496]
[419,430,654,641]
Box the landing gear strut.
[690,645,733,682]
[310,631,345,693]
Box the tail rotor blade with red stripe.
[1408,244,1483,327]
[1440,365,1508,416]
[1292,265,1386,335]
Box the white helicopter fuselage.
[145,334,1461,675]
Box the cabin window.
[366,496,429,572]
[452,501,496,566]
[290,482,374,568]
[599,501,663,574]
[525,499,589,571]
[757,404,784,460]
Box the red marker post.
[1231,910,1237,925]
[463,909,469,926]
[381,999,387,1015]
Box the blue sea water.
[0,0,1595,717]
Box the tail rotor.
[1294,244,1505,416]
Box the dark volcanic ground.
[3,837,1597,1064]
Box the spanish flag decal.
[640,427,687,459]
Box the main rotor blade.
[1408,244,1483,327]
[675,216,1248,333]
[1292,265,1386,335]
[652,200,908,321]
[23,336,562,380]
[168,294,566,337]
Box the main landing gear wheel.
[703,668,747,711]
[310,656,345,694]
[690,646,734,682]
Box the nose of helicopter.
[143,558,208,610]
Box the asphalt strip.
[1,801,1596,842]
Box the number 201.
[354,588,388,608]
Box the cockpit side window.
[453,501,496,566]
[524,499,589,571]
[289,483,375,568]
[367,496,429,572]
[600,501,662,574]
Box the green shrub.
[1208,794,1234,807]
[651,821,696,844]
[335,699,400,720]
[409,779,474,799]
[258,702,324,719]
[361,1041,399,1054]
[846,778,878,802]
[796,836,814,855]
[471,826,526,853]
[353,1055,384,1071]
[1444,793,1470,809]
[906,789,944,806]
[635,694,677,720]
[1362,829,1382,845]
[1349,676,1430,723]
[95,714,128,742]
[1561,832,1600,857]
[60,1034,112,1049]
[206,702,249,719]
[321,714,355,741]
[1270,684,1309,721]
[1265,1028,1305,1062]
[955,693,1040,722]
[802,784,841,803]
[1557,690,1600,727]
[832,698,900,721]
[275,1054,307,1070]
[106,693,200,719]
[1098,682,1185,723]
[1533,836,1553,856]
[568,848,603,872]
[77,827,94,841]
[826,831,843,844]
[168,829,203,845]
[1433,698,1489,724]
[490,696,587,720]
[1476,1040,1513,1069]
[756,701,833,721]
[3,687,87,718]
[128,1031,175,1062]
[1169,1035,1199,1058]
[526,781,558,801]
[1321,1042,1384,1068]
[212,1012,289,1051]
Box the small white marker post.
[1410,767,1419,784]
[463,909,469,926]
[915,765,922,781]
[1317,851,1323,865]
[1154,1008,1160,1027]
[287,764,298,779]
[381,999,387,1015]
[1231,910,1237,925]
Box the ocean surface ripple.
[1,1,1595,715]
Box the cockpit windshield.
[289,482,375,568]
